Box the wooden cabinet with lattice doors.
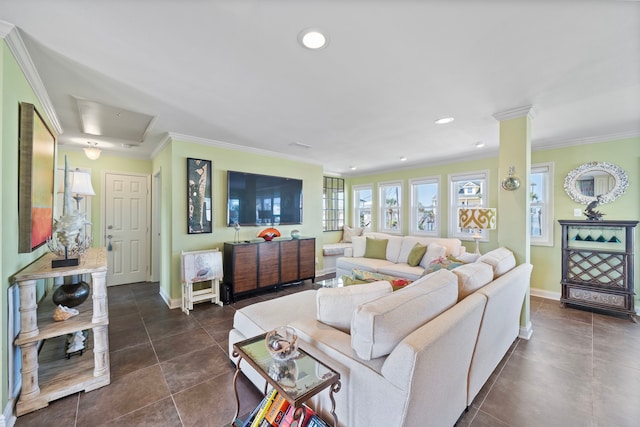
[559,220,638,322]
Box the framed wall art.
[18,102,56,253]
[187,157,212,234]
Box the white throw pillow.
[419,242,447,268]
[351,235,367,258]
[478,247,516,278]
[453,261,494,301]
[316,281,392,333]
[350,269,458,360]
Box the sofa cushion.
[341,225,364,243]
[396,236,429,263]
[232,290,318,338]
[316,281,393,333]
[335,256,395,274]
[478,247,516,278]
[419,243,447,269]
[407,243,427,267]
[377,264,425,282]
[350,269,458,360]
[322,242,352,256]
[453,261,494,301]
[364,237,388,260]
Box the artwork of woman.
[188,158,211,233]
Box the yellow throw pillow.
[364,237,388,260]
[407,243,427,267]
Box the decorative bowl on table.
[268,359,298,390]
[257,227,281,242]
[265,326,298,361]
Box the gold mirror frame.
[563,161,628,205]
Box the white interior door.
[104,172,149,286]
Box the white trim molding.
[0,20,62,135]
[1,397,16,427]
[493,105,535,121]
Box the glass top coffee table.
[232,333,341,427]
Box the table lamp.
[458,207,497,255]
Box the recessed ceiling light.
[474,141,485,148]
[350,166,357,171]
[299,29,329,50]
[400,156,407,162]
[435,117,454,124]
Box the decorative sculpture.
[47,156,91,267]
[584,195,605,220]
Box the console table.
[223,237,315,300]
[559,220,638,321]
[12,247,110,415]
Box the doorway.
[103,172,150,286]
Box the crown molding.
[0,20,63,135]
[150,132,172,159]
[167,132,324,166]
[533,130,640,151]
[493,105,535,121]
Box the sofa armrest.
[380,292,486,427]
[343,247,353,257]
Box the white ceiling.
[2,0,639,176]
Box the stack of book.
[240,389,330,427]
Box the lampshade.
[58,169,95,195]
[84,142,101,160]
[70,169,96,196]
[459,208,497,230]
[459,207,496,256]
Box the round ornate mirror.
[564,162,629,205]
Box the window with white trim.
[353,184,373,229]
[530,162,554,246]
[379,181,402,233]
[449,171,488,239]
[410,176,439,236]
[323,176,344,232]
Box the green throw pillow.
[364,237,388,260]
[407,243,427,267]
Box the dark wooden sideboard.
[559,219,638,321]
[224,237,315,300]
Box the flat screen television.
[227,171,303,226]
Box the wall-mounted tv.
[227,171,303,227]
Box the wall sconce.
[501,166,521,191]
[459,207,497,255]
[84,142,101,160]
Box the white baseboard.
[159,287,181,309]
[530,287,560,301]
[519,321,533,340]
[0,398,16,427]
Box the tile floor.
[14,279,640,427]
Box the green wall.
[0,40,59,417]
[530,138,639,301]
[346,138,640,305]
[161,138,324,302]
[55,149,153,246]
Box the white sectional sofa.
[335,232,467,280]
[229,247,532,427]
